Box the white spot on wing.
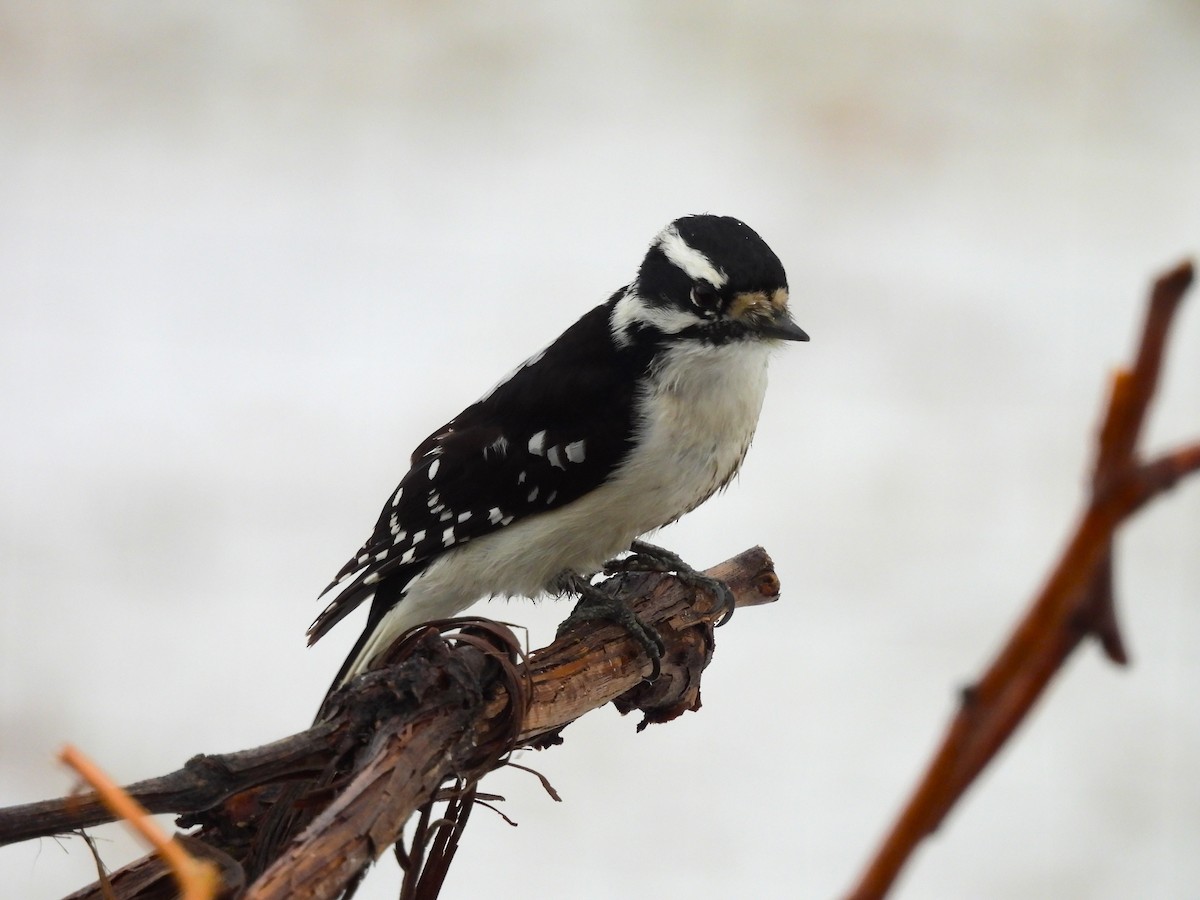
[364,572,381,585]
[393,530,407,545]
[547,445,565,469]
[391,486,404,507]
[545,490,557,504]
[457,511,472,523]
[488,507,503,524]
[518,470,526,484]
[527,486,539,502]
[439,510,453,521]
[428,458,440,479]
[400,547,416,564]
[528,431,547,455]
[442,526,455,547]
[565,440,586,463]
[374,550,389,561]
[412,529,426,545]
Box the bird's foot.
[605,540,736,626]
[555,572,664,681]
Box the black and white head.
[613,214,809,347]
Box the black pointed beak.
[762,314,809,342]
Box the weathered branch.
[846,260,1197,900]
[0,547,779,899]
[0,726,341,846]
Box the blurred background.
[2,2,1198,898]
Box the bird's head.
[612,214,809,347]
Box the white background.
[2,3,1198,898]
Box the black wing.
[308,293,656,644]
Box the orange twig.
[1083,260,1196,663]
[846,260,1196,900]
[60,744,221,900]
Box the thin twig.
[59,745,221,900]
[846,260,1196,900]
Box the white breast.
[607,339,772,534]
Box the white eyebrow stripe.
[657,225,728,287]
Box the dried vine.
[0,548,779,899]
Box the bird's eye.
[690,283,721,313]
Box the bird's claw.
[556,573,664,681]
[605,540,736,626]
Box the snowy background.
[2,3,1199,898]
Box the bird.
[309,214,808,696]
